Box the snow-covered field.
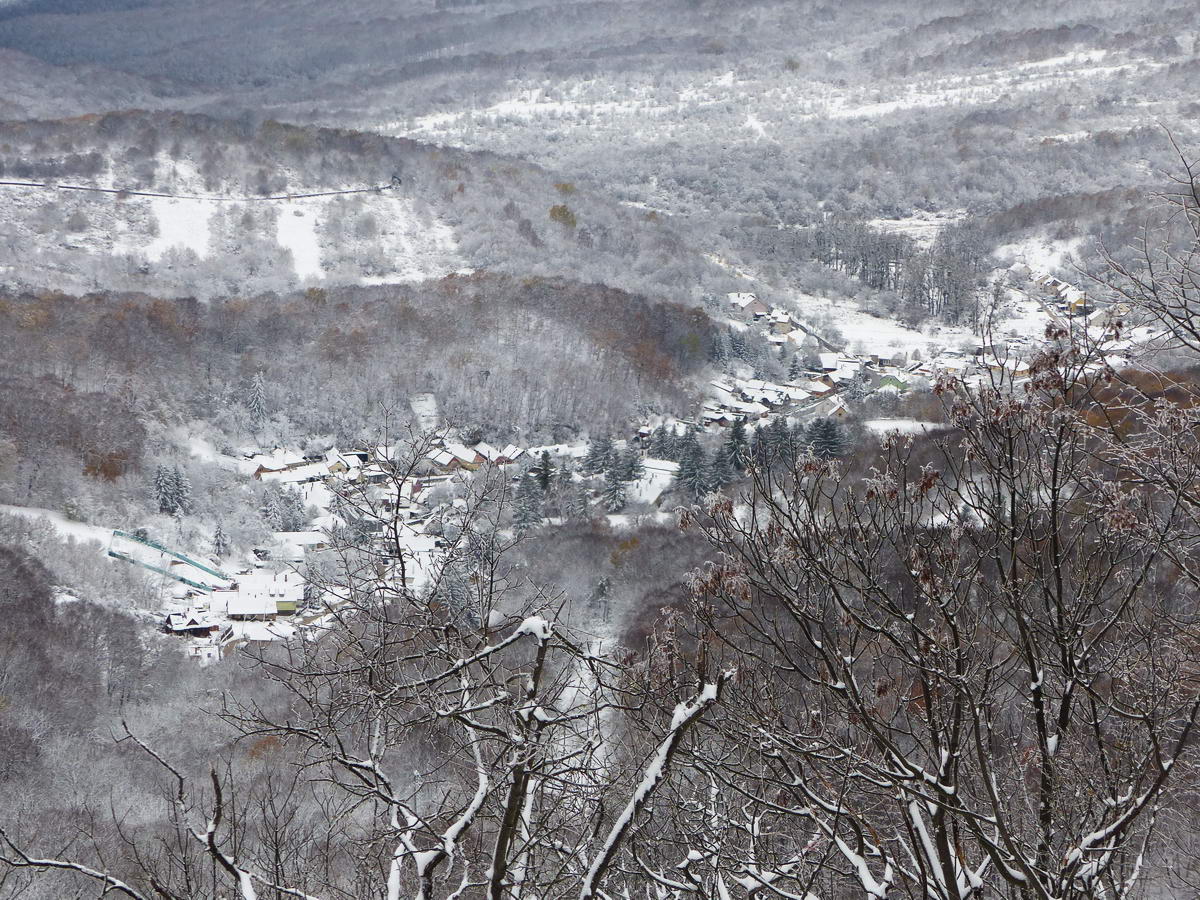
[275,205,323,280]
[864,419,948,435]
[0,503,112,547]
[867,210,966,248]
[996,234,1087,275]
[390,51,1166,157]
[144,196,212,260]
[3,152,466,290]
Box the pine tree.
[213,522,231,559]
[583,435,615,476]
[514,473,543,533]
[433,564,477,628]
[601,476,627,513]
[248,370,268,430]
[676,434,709,499]
[788,355,802,381]
[749,425,770,468]
[262,489,285,530]
[619,448,645,483]
[171,466,191,515]
[727,419,748,471]
[566,486,592,521]
[729,329,748,361]
[153,464,175,514]
[807,417,846,459]
[709,442,736,489]
[660,427,681,461]
[758,417,789,466]
[535,450,554,493]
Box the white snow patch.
[996,234,1086,274]
[0,504,112,546]
[275,205,323,280]
[864,419,947,435]
[145,196,211,261]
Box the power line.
[0,179,399,202]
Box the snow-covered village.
[5,3,1200,898]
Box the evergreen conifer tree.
[727,419,748,471]
[648,425,670,459]
[749,425,771,468]
[535,450,554,493]
[262,490,285,531]
[154,465,175,514]
[676,434,709,499]
[513,473,543,533]
[709,442,736,489]
[582,435,614,476]
[619,448,645,483]
[171,466,191,515]
[807,417,846,458]
[566,486,592,521]
[248,370,268,430]
[213,522,230,559]
[601,475,627,513]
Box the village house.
[727,292,770,319]
[219,620,298,652]
[768,308,794,334]
[701,403,735,427]
[163,609,219,638]
[472,442,525,466]
[271,530,330,563]
[864,346,908,367]
[213,569,305,620]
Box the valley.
[3,2,1200,898]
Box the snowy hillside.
[0,112,722,301]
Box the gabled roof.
[474,442,503,462]
[166,609,217,632]
[445,443,481,465]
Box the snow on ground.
[144,195,211,260]
[995,235,1086,274]
[744,111,768,139]
[864,419,948,435]
[867,210,966,248]
[409,393,440,431]
[999,294,1055,338]
[353,197,465,284]
[0,503,112,546]
[787,289,975,355]
[275,204,322,280]
[174,426,247,472]
[630,459,678,505]
[392,50,1164,160]
[805,54,1162,123]
[528,442,589,459]
[109,530,232,590]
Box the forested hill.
[0,110,720,301]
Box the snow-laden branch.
[0,827,150,900]
[578,672,730,900]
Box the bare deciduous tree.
[680,352,1200,899]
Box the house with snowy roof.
[213,569,305,620]
[163,609,219,637]
[727,292,769,319]
[768,308,794,334]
